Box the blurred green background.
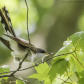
[0,0,84,84]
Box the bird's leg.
[34,63,39,66]
[40,81,44,84]
[15,57,21,63]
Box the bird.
[0,6,51,63]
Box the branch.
[61,78,69,84]
[71,53,84,68]
[0,51,75,83]
[0,74,10,78]
[0,51,75,75]
[24,0,31,45]
[57,77,71,84]
[18,51,75,72]
[10,53,29,76]
[0,0,33,83]
[13,76,36,83]
[8,0,31,77]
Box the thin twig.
[0,74,10,78]
[69,78,75,84]
[75,72,80,80]
[57,77,70,83]
[0,51,75,83]
[17,51,75,71]
[74,38,81,60]
[9,0,31,76]
[0,51,75,78]
[10,53,28,76]
[66,71,75,84]
[40,81,44,84]
[71,53,84,68]
[61,78,69,84]
[0,51,75,74]
[13,76,36,83]
[24,0,31,45]
[0,0,31,75]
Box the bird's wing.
[3,34,37,53]
[0,6,16,37]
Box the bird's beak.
[44,52,53,56]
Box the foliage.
[28,31,84,84]
[0,30,84,84]
[1,31,84,83]
[0,65,10,83]
[16,79,26,84]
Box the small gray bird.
[0,6,51,63]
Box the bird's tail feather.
[0,6,16,37]
[0,37,12,50]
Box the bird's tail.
[0,6,16,37]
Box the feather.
[0,37,12,50]
[0,6,16,37]
[3,34,37,53]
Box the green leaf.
[29,62,50,82]
[3,77,8,81]
[69,32,81,46]
[64,71,73,77]
[0,65,10,75]
[56,41,73,55]
[78,70,84,77]
[77,71,84,84]
[0,78,2,83]
[78,77,84,84]
[69,31,84,52]
[29,73,47,81]
[44,76,51,84]
[69,52,84,72]
[48,59,70,83]
[28,31,84,84]
[0,65,10,81]
[16,80,26,84]
[35,62,49,74]
[52,41,73,64]
[29,73,51,84]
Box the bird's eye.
[41,50,46,53]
